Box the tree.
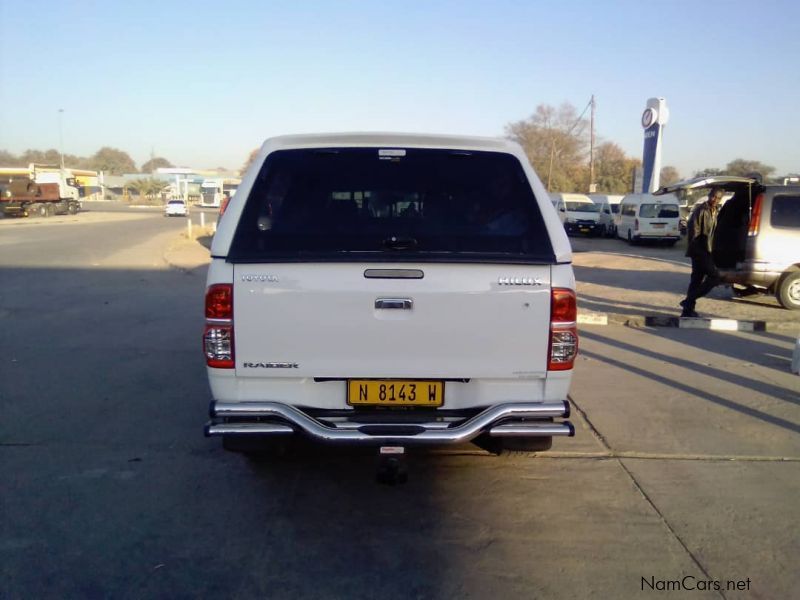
[140,157,174,173]
[0,150,23,166]
[725,159,775,181]
[694,167,724,177]
[506,102,589,192]
[592,142,639,194]
[20,148,62,166]
[240,149,259,175]
[660,166,680,187]
[87,147,137,175]
[125,177,169,203]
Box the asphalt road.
[1,212,798,599]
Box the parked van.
[589,194,623,237]
[658,176,800,309]
[551,192,604,236]
[616,193,681,245]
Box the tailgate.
[233,263,552,379]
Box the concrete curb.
[645,315,766,332]
[577,313,608,325]
[577,311,798,332]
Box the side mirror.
[559,208,565,212]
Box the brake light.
[205,284,233,319]
[549,288,578,371]
[634,218,639,231]
[219,195,230,217]
[204,284,234,368]
[748,193,764,237]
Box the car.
[551,192,604,236]
[589,194,623,237]
[658,176,800,309]
[616,193,681,245]
[203,133,577,458]
[164,199,187,217]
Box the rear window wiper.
[382,236,418,251]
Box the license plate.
[347,380,444,407]
[653,223,665,229]
[580,227,590,233]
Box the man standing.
[680,188,724,317]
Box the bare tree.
[660,166,681,187]
[506,102,589,192]
[240,149,260,176]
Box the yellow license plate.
[347,380,444,407]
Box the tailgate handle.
[375,298,413,310]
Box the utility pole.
[588,95,596,193]
[58,108,65,170]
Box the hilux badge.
[497,277,542,286]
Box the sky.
[1,0,798,177]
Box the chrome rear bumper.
[205,401,574,445]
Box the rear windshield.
[770,195,800,228]
[640,203,679,218]
[228,148,554,263]
[565,202,600,212]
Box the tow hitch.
[376,446,408,485]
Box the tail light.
[204,284,234,368]
[219,196,230,217]
[748,193,764,237]
[634,218,639,231]
[549,288,578,371]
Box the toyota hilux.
[203,133,577,457]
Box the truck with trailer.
[0,165,82,218]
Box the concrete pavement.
[2,215,798,598]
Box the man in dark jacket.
[680,188,724,317]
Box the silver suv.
[659,176,800,309]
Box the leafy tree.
[125,177,169,203]
[0,150,23,166]
[593,142,637,194]
[2,148,87,169]
[725,159,775,181]
[240,149,259,175]
[140,157,174,173]
[693,167,724,177]
[659,166,680,187]
[88,147,137,175]
[506,102,588,192]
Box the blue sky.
[1,0,798,177]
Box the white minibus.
[551,192,604,236]
[616,193,681,245]
[589,194,623,237]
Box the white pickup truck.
[203,133,577,457]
